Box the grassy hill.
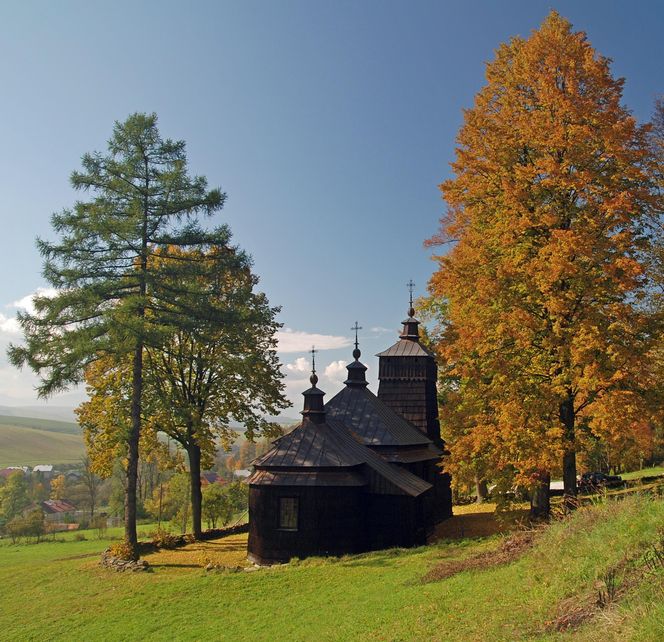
[0,418,84,468]
[0,494,662,640]
[0,414,80,435]
[0,405,76,423]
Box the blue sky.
[0,1,662,414]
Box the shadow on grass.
[335,549,409,568]
[147,562,202,569]
[430,509,530,542]
[141,533,249,571]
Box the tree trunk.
[125,343,143,559]
[560,394,577,509]
[188,443,203,539]
[529,470,550,519]
[124,166,149,559]
[475,475,488,504]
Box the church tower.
[376,282,452,520]
[376,281,442,445]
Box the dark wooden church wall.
[248,485,366,564]
[365,494,428,550]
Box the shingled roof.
[326,384,433,448]
[252,417,366,469]
[325,419,432,497]
[251,416,431,497]
[324,341,441,460]
[376,338,433,358]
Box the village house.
[200,471,228,487]
[40,499,78,524]
[0,466,29,479]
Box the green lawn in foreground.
[0,494,662,641]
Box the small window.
[279,497,299,531]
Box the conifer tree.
[9,113,229,556]
[427,13,661,509]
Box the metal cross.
[407,279,416,308]
[351,321,362,350]
[310,346,317,374]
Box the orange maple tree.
[426,12,663,510]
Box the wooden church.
[247,296,452,564]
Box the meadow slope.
[0,422,84,467]
[0,494,662,641]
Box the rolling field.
[0,421,84,467]
[0,494,662,641]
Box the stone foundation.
[100,548,150,572]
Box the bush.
[91,515,108,540]
[151,528,182,549]
[5,509,46,544]
[109,539,136,561]
[5,517,24,544]
[73,532,87,541]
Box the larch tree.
[9,113,230,557]
[426,12,661,511]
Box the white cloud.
[324,360,348,384]
[371,326,393,334]
[276,328,351,353]
[283,375,312,406]
[0,313,20,335]
[0,287,60,336]
[10,287,58,315]
[285,357,309,373]
[0,288,86,409]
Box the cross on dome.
[310,346,318,386]
[407,279,416,317]
[351,321,362,360]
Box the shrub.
[151,528,182,549]
[91,515,108,540]
[5,517,24,544]
[74,532,87,541]
[109,539,136,561]
[5,509,46,544]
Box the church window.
[279,497,299,530]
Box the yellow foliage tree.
[427,12,662,512]
[76,354,179,480]
[49,474,67,500]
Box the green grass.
[621,466,664,481]
[0,414,80,435]
[0,422,84,468]
[0,494,662,641]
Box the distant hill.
[0,405,76,422]
[0,420,84,468]
[0,409,296,469]
[0,414,80,436]
[266,415,300,426]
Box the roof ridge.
[326,420,431,497]
[252,418,365,469]
[360,387,432,445]
[325,386,432,446]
